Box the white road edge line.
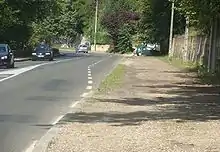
[0,59,73,83]
[88,76,92,80]
[24,140,38,152]
[51,115,65,125]
[32,91,93,152]
[86,86,92,90]
[70,100,81,108]
[88,70,91,74]
[27,55,114,152]
[80,92,89,97]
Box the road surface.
[0,52,121,152]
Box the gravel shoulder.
[47,56,220,152]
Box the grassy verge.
[157,55,220,85]
[157,55,198,71]
[59,48,75,52]
[97,64,125,94]
[52,44,75,51]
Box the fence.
[171,17,220,72]
[172,35,210,66]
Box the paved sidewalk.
[47,56,220,152]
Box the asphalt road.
[0,52,121,152]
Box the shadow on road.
[58,52,109,60]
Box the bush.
[116,24,134,53]
[14,46,33,57]
[51,48,60,55]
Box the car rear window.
[80,45,87,47]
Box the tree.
[176,0,220,34]
[101,0,139,52]
[136,0,186,54]
[0,0,94,55]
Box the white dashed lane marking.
[25,56,114,152]
[88,80,93,84]
[86,86,92,90]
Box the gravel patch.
[47,56,220,152]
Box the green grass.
[157,55,198,72]
[52,44,75,51]
[157,55,220,85]
[97,64,125,94]
[59,48,75,52]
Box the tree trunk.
[160,39,169,55]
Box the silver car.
[77,44,88,53]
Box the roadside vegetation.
[158,56,220,85]
[97,64,125,94]
[0,0,94,57]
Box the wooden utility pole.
[211,19,218,72]
[168,1,175,58]
[94,0,98,52]
[183,16,189,61]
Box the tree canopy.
[0,0,92,54]
[0,0,219,56]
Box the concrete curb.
[31,91,94,152]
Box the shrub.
[51,48,60,55]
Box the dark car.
[0,44,15,68]
[32,44,53,61]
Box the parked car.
[0,44,15,68]
[77,44,89,53]
[136,44,152,56]
[136,43,160,56]
[85,41,91,51]
[32,44,53,61]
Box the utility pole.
[211,19,218,72]
[168,1,175,58]
[183,16,189,61]
[94,0,98,52]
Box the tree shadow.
[58,59,220,127]
[58,85,220,127]
[33,124,54,130]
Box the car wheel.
[49,58,53,61]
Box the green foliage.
[116,24,135,53]
[0,0,93,56]
[101,0,139,53]
[176,0,220,34]
[97,64,125,94]
[1,0,219,57]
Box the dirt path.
[47,56,220,152]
